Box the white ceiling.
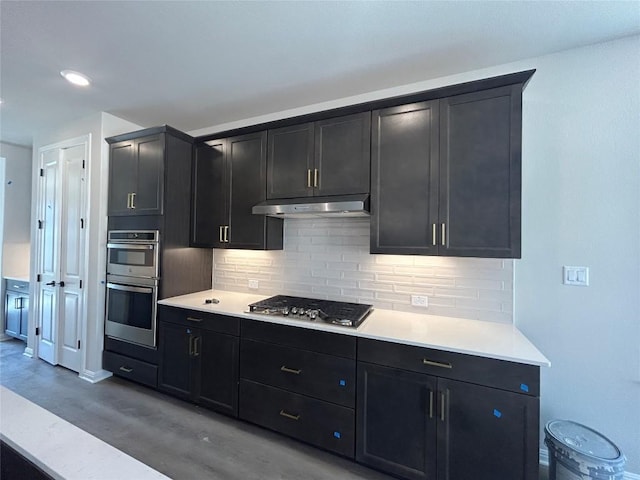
[1,1,639,147]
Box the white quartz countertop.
[158,290,550,367]
[0,386,170,480]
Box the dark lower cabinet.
[4,279,29,342]
[157,306,239,417]
[240,380,355,457]
[357,361,539,480]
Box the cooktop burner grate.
[248,295,373,328]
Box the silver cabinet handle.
[441,223,446,246]
[126,193,131,209]
[279,410,300,421]
[422,359,452,369]
[313,168,318,188]
[186,316,202,323]
[219,225,224,243]
[440,391,446,422]
[280,366,301,375]
[119,366,133,373]
[224,225,229,243]
[307,169,312,188]
[432,224,437,246]
[130,192,136,209]
[193,336,200,356]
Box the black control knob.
[308,310,318,320]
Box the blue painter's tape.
[493,409,502,418]
[520,383,529,393]
[339,379,346,387]
[333,431,341,439]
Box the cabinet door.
[191,141,227,247]
[314,112,371,196]
[267,123,314,199]
[371,101,440,255]
[437,378,539,480]
[132,135,164,215]
[19,296,29,340]
[5,291,21,338]
[107,140,137,215]
[227,132,269,249]
[439,86,521,258]
[158,321,194,400]
[356,362,437,480]
[195,330,239,417]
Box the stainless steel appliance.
[105,230,160,348]
[248,295,373,328]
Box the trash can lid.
[545,420,623,461]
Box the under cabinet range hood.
[252,194,370,218]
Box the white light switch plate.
[563,266,589,286]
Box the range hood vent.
[252,194,370,218]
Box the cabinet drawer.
[239,380,355,458]
[103,351,158,388]
[5,279,29,292]
[240,339,355,408]
[241,319,356,359]
[158,305,239,336]
[358,338,539,396]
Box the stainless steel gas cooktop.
[248,295,373,328]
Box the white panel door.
[38,149,61,365]
[58,144,85,372]
[35,141,87,372]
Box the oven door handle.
[107,243,155,250]
[106,283,154,294]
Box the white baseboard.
[540,447,639,480]
[23,346,34,357]
[79,368,112,384]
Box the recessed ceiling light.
[60,70,91,87]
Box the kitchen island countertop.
[158,289,550,367]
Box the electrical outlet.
[411,295,429,308]
[248,279,259,290]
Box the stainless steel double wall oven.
[105,230,159,348]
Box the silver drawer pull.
[279,410,300,421]
[280,366,301,375]
[119,366,133,373]
[422,359,452,369]
[186,316,203,323]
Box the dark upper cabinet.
[439,85,521,258]
[107,134,164,216]
[191,131,283,249]
[267,112,371,199]
[267,123,314,199]
[371,85,523,258]
[371,101,439,256]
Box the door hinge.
[37,274,42,282]
[77,340,81,349]
[38,220,43,229]
[39,168,44,177]
[35,327,40,336]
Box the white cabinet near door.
[34,139,87,373]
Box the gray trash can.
[545,420,626,480]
